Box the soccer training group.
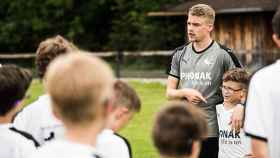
[1,3,280,158]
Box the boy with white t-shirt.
[13,35,77,145]
[29,53,115,158]
[0,65,38,158]
[216,68,253,158]
[97,80,141,158]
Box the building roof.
[147,0,278,16]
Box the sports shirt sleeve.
[167,49,181,79]
[13,110,28,133]
[19,139,37,158]
[98,138,130,158]
[244,76,267,141]
[13,105,43,145]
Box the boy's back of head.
[113,80,141,112]
[45,53,114,127]
[152,101,207,158]
[36,35,77,79]
[0,65,32,116]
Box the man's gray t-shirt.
[168,41,241,137]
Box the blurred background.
[0,0,280,78]
[3,1,280,158]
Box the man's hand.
[229,104,244,133]
[182,88,207,105]
[166,76,206,104]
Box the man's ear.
[207,24,214,32]
[272,34,280,48]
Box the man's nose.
[188,25,194,31]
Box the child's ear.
[240,89,247,104]
[192,141,201,158]
[106,102,114,114]
[241,89,247,97]
[52,107,62,121]
[116,107,129,119]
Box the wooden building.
[148,0,280,66]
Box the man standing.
[166,4,242,158]
[244,8,280,158]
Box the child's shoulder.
[215,103,224,109]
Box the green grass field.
[23,80,167,158]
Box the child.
[96,80,141,158]
[29,53,115,158]
[13,35,77,145]
[0,64,38,158]
[216,68,252,158]
[152,101,207,158]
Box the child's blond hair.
[45,53,114,127]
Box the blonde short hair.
[188,4,215,24]
[45,53,114,126]
[113,80,141,112]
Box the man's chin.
[188,38,198,42]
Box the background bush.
[0,0,185,52]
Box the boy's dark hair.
[223,68,250,88]
[272,8,280,37]
[0,65,32,116]
[35,35,77,79]
[113,80,141,112]
[152,101,207,157]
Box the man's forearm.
[166,88,185,100]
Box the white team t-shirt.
[0,124,36,158]
[216,104,251,158]
[29,139,101,158]
[97,129,132,158]
[13,94,65,145]
[244,60,280,158]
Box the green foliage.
[0,0,183,52]
[108,0,185,50]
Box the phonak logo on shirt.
[181,72,211,80]
[181,72,212,86]
[219,130,242,145]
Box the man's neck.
[193,36,213,52]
